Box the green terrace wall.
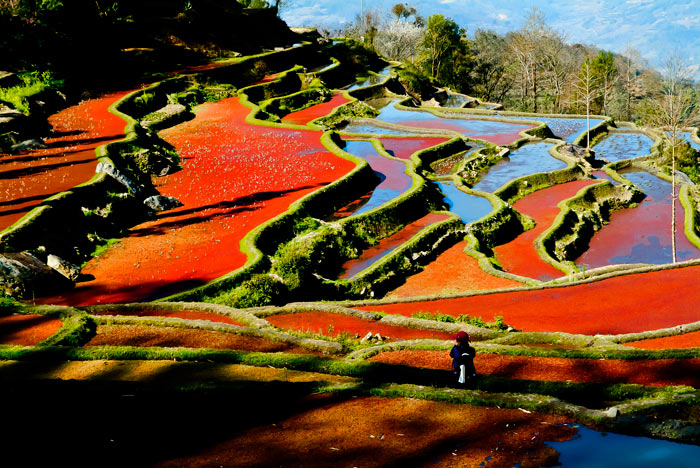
[196,43,325,89]
[260,87,330,120]
[327,213,464,299]
[239,65,304,103]
[0,77,199,263]
[411,137,468,175]
[539,180,646,271]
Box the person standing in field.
[450,331,476,388]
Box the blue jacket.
[450,343,476,375]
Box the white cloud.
[497,13,508,21]
[674,16,700,28]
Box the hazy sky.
[281,0,700,75]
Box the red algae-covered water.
[357,264,700,335]
[338,212,450,279]
[493,179,599,281]
[576,171,700,268]
[41,97,355,305]
[281,93,349,125]
[0,91,130,230]
[387,240,523,298]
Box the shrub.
[214,274,287,308]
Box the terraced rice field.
[0,90,131,229]
[39,96,355,305]
[5,47,700,466]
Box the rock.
[143,195,183,212]
[360,332,373,344]
[605,407,619,418]
[0,71,21,88]
[132,149,180,176]
[374,333,384,341]
[0,252,73,299]
[96,161,142,195]
[497,147,510,158]
[46,254,81,281]
[0,109,30,134]
[560,143,596,163]
[10,138,47,153]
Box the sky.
[281,0,700,76]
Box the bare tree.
[644,53,699,262]
[618,45,647,121]
[507,7,563,113]
[574,56,599,151]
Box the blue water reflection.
[500,115,604,144]
[435,180,493,224]
[471,142,565,192]
[594,132,654,162]
[547,425,700,467]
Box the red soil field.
[493,179,600,281]
[339,212,450,279]
[153,395,574,468]
[40,97,355,305]
[0,314,62,345]
[369,349,700,388]
[86,325,318,354]
[356,265,700,335]
[89,309,243,326]
[0,90,130,230]
[388,241,522,298]
[379,136,449,159]
[626,331,700,350]
[282,93,349,125]
[265,311,454,340]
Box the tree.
[471,29,515,103]
[643,53,700,262]
[419,14,463,81]
[375,17,424,62]
[507,7,563,112]
[574,56,599,151]
[591,50,617,115]
[618,45,647,121]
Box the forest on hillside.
[336,3,699,124]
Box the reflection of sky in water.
[547,425,700,468]
[443,94,472,108]
[309,62,336,73]
[341,122,419,136]
[593,132,654,162]
[373,100,532,138]
[435,180,493,224]
[576,170,700,268]
[500,115,604,144]
[346,66,392,90]
[341,140,411,216]
[471,142,565,192]
[666,131,700,150]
